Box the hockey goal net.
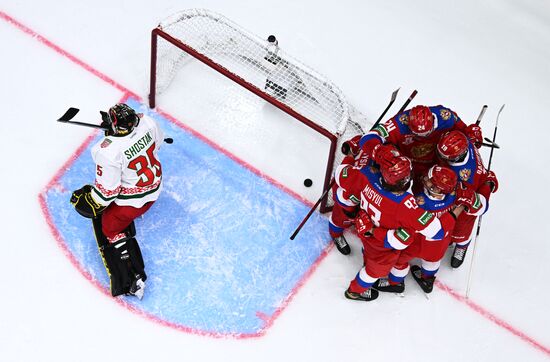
[149,9,366,212]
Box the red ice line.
[3,8,549,355]
[436,280,550,356]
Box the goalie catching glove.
[70,185,106,218]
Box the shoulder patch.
[416,195,425,206]
[349,194,360,204]
[342,166,349,178]
[399,114,409,125]
[440,108,451,120]
[100,139,112,148]
[373,124,389,138]
[396,228,411,242]
[418,211,434,226]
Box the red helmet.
[437,131,469,161]
[409,106,434,137]
[380,156,412,186]
[425,165,457,194]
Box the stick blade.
[57,107,80,122]
[495,104,505,127]
[390,87,400,102]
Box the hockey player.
[374,165,459,294]
[329,139,395,255]
[356,105,483,192]
[333,152,467,302]
[70,103,164,299]
[436,130,498,268]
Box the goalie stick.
[466,103,505,299]
[56,107,173,144]
[289,88,413,241]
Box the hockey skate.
[373,278,405,293]
[344,287,379,302]
[333,235,351,255]
[411,265,435,294]
[451,245,468,268]
[126,275,146,300]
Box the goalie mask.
[105,103,140,136]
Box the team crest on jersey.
[391,191,405,196]
[440,109,451,120]
[416,195,425,206]
[100,139,112,148]
[411,143,434,158]
[459,168,471,181]
[399,114,409,125]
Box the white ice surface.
[1,1,550,361]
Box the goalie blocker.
[92,217,147,299]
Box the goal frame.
[149,24,340,213]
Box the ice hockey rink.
[1,1,550,361]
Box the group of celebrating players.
[328,104,498,301]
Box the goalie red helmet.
[108,103,140,135]
[380,156,412,187]
[437,131,469,162]
[424,165,457,195]
[408,106,434,137]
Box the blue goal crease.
[44,97,330,336]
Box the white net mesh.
[153,9,368,209]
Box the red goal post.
[149,9,366,212]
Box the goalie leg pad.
[100,237,147,297]
[92,218,146,297]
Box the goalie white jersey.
[90,114,164,208]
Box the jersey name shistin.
[124,132,153,160]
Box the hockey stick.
[475,105,488,125]
[370,87,400,130]
[465,103,504,298]
[486,105,504,170]
[289,88,401,241]
[56,107,174,144]
[481,141,500,149]
[397,89,418,114]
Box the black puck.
[304,178,313,187]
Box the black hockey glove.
[70,185,106,218]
